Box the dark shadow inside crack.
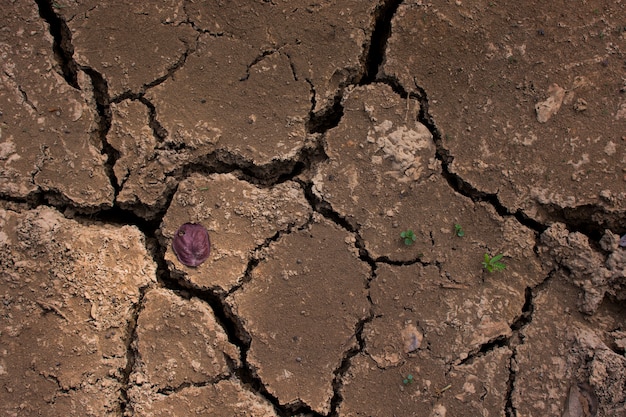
[534,203,626,243]
[35,0,79,89]
[81,66,121,195]
[306,93,344,134]
[136,96,169,141]
[359,0,404,85]
[34,0,122,205]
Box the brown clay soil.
[1,1,626,416]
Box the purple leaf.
[172,223,211,267]
[620,234,626,248]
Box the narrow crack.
[379,73,618,245]
[17,85,38,111]
[505,274,553,417]
[118,284,150,415]
[301,181,377,268]
[113,38,198,101]
[140,41,196,92]
[240,49,280,82]
[81,66,120,195]
[137,96,168,141]
[328,265,377,417]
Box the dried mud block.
[130,380,279,417]
[108,101,178,216]
[108,101,156,189]
[146,35,312,166]
[338,346,510,417]
[185,0,378,112]
[539,223,626,314]
[227,217,370,414]
[383,2,626,221]
[0,1,114,209]
[0,206,156,416]
[130,288,239,391]
[161,173,311,292]
[368,263,533,366]
[58,0,196,97]
[512,272,626,416]
[313,86,541,277]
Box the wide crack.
[359,0,404,85]
[35,0,79,88]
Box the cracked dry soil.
[1,0,625,416]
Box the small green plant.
[454,224,465,237]
[482,253,506,272]
[400,229,416,246]
[402,374,414,385]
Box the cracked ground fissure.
[4,0,625,416]
[25,0,548,414]
[28,1,401,415]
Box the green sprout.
[454,224,465,237]
[482,253,506,273]
[402,374,414,385]
[400,229,416,246]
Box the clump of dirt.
[540,223,626,314]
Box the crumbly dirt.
[1,1,625,416]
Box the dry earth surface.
[1,0,626,416]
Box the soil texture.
[1,1,625,416]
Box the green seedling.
[454,224,465,237]
[400,229,416,246]
[402,374,414,385]
[482,253,506,272]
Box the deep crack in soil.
[3,0,625,416]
